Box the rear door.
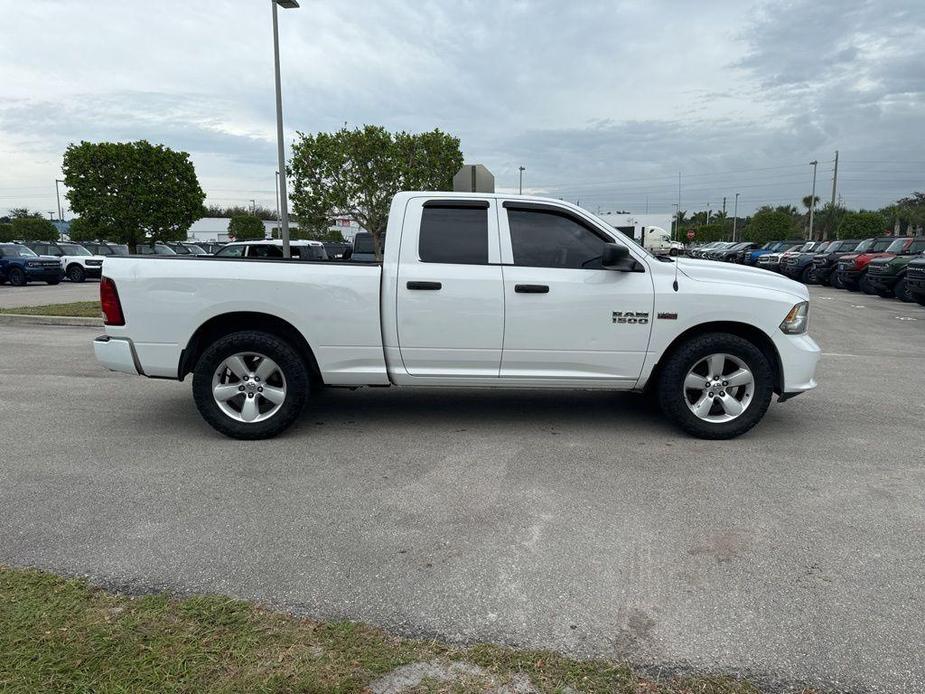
[498,202,653,382]
[396,198,504,377]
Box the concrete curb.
[0,313,103,328]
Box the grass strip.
[0,566,795,693]
[0,301,101,318]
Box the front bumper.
[771,331,821,396]
[25,267,65,280]
[83,265,103,278]
[813,264,835,280]
[94,335,142,375]
[865,273,897,291]
[835,268,861,284]
[906,276,925,297]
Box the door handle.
[514,284,549,293]
[406,281,442,290]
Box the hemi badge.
[657,312,678,320]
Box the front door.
[396,198,505,377]
[499,203,653,382]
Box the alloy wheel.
[211,352,287,423]
[683,353,755,423]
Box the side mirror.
[601,243,643,272]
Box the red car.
[834,237,915,293]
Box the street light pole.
[55,179,64,221]
[518,166,525,195]
[275,171,281,229]
[732,193,739,242]
[271,0,299,258]
[808,160,818,240]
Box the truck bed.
[100,255,389,384]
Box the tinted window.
[248,244,283,258]
[59,243,91,256]
[216,245,245,257]
[508,208,608,269]
[907,239,925,254]
[419,206,488,264]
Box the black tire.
[46,279,61,285]
[917,296,925,307]
[67,264,86,282]
[192,330,310,440]
[657,333,774,440]
[894,278,913,303]
[8,267,26,286]
[859,273,876,295]
[831,273,845,289]
[800,265,815,284]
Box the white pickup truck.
[94,192,820,440]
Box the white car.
[25,241,105,282]
[214,239,328,261]
[94,192,820,440]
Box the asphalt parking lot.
[1,285,922,693]
[0,279,99,308]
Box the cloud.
[0,0,922,216]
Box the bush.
[227,215,265,241]
[0,223,14,242]
[11,216,57,241]
[837,210,889,239]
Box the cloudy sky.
[1,0,923,219]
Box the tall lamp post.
[808,160,818,240]
[732,193,739,242]
[518,165,525,195]
[271,0,299,257]
[55,179,65,221]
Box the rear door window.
[418,205,488,264]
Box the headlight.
[780,301,809,335]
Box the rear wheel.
[657,333,774,439]
[192,330,310,440]
[894,278,913,303]
[67,264,86,282]
[8,267,26,286]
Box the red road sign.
[686,230,695,240]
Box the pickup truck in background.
[94,192,820,440]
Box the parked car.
[94,192,820,441]
[24,240,105,282]
[135,243,177,255]
[780,241,830,283]
[755,241,808,272]
[703,242,737,260]
[350,232,383,262]
[834,237,913,293]
[214,240,328,260]
[810,239,862,287]
[0,243,65,285]
[736,241,774,264]
[197,242,227,255]
[713,242,759,263]
[166,242,209,256]
[322,241,352,259]
[865,239,925,301]
[81,241,130,257]
[904,255,925,306]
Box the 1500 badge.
[612,311,649,324]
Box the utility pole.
[676,171,681,241]
[275,171,281,224]
[55,179,65,221]
[722,196,726,215]
[830,150,838,208]
[518,166,525,195]
[808,160,818,240]
[732,193,739,242]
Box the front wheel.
[192,330,310,440]
[894,278,913,303]
[8,267,26,286]
[657,333,774,439]
[800,265,816,284]
[67,264,86,282]
[859,273,876,295]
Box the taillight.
[100,276,125,326]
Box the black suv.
[781,241,831,283]
[81,240,129,256]
[811,239,861,287]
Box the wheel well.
[647,322,783,395]
[66,262,83,271]
[178,312,323,385]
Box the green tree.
[11,216,57,241]
[836,210,888,240]
[67,216,102,242]
[743,207,799,243]
[0,223,14,242]
[62,140,205,252]
[204,204,277,221]
[289,125,464,260]
[8,208,42,219]
[690,223,726,243]
[227,214,265,241]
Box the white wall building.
[187,215,362,242]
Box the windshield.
[169,244,191,254]
[2,244,37,257]
[885,238,908,253]
[853,239,874,253]
[110,244,129,255]
[58,243,91,256]
[813,242,830,252]
[185,244,206,254]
